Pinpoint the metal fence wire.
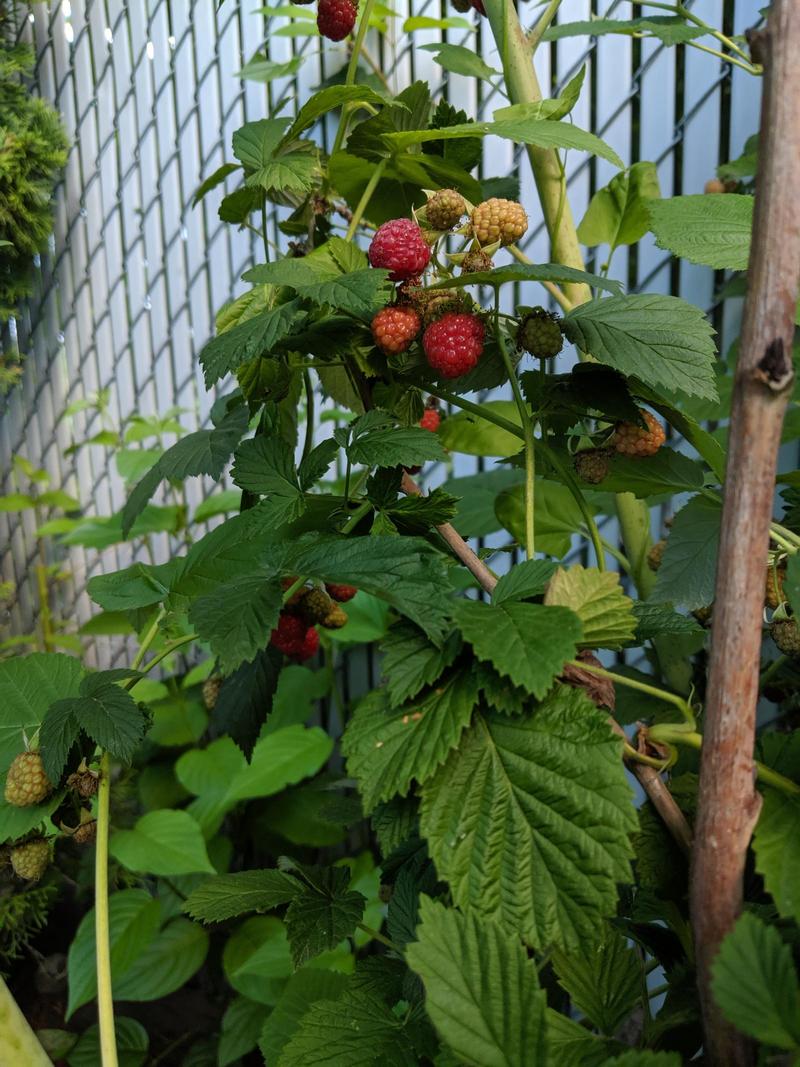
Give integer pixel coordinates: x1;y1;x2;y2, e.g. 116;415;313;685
1;0;762;668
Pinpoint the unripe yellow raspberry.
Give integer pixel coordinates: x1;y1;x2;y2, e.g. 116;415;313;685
471;198;528;247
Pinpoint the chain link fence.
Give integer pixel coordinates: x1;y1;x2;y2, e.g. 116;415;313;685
1;0;761;667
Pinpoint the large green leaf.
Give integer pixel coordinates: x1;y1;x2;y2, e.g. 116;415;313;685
111;917;209;1002
200;299;306;387
452;600;582;697
184;868;302;924
544;565;636;649
260;970;349;1065
347;412;447;467
87;561;178;612
444;469;524;537
543;15;705;44
495;479;591;556
67;890;162;1017
121;401;248;535
492;560;557;605
0;653;82;772
214;646;284;759
244;259;392;318
420;688;636;950
577;162;661;250
223;915;294;1006
589;448;706;498
109;810;214;876
188;574;283;675
342;671;479;811
753;790;800;923
218;996;268;1067
562;295;718;403
552;927;641;1036
286;85;389;140
407;897;546;1067
419;42;499;81
277;988;418;1066
284;865;366;967
380;622;462;706
175;727;333;835
649;194;753;270
438;402;522;457
711;912;800;1050
652;495;721;610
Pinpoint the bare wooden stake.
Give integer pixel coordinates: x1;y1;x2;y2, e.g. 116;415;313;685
690;3;800;1062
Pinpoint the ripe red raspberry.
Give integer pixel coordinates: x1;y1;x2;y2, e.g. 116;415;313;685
270;612;319;661
419;408;441;433
423;313;485;379
614;410;666;457
368;219;431;282
326;583;357;603
317;0;357;41
371;306;421;354
4;752;52;807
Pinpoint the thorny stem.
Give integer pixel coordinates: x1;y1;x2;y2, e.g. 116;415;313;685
494;292;535;558
526;0;563;53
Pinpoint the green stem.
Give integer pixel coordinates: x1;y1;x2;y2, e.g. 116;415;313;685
425;383;523;437
282;576;308;604
760;655;787;686
567;658;696;726
647;726;800;797
539;441;605;571
95;750;117;1067
134;633;197;679
345;157;388;240
128;613;163;675
357;922;402;953
526;0;563;53
494;293;535;558
342;500;372;534
330;0;380;156
302;371;315;461
685;39;760;74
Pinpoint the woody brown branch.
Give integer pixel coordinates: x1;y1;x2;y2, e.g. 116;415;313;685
690;3;800;1063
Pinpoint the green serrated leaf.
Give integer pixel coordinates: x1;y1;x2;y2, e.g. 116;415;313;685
711;912;800;1050
544;566;636;649
0;653;83;772
427;261;623;296
87;561;177;612
552;926;641;1035
578;161;661;250
284;865;366;966
492;559;558;605
419;42;498;81
652;495;721;610
260;969;349;1065
543;15;705;45
562;295;718;403
189;575;282;675
421;689;636;950
380;622;462;705
342;671;479;811
184;868;303;923
407;897;546;1067
649;194;753;270
214;646;284;758
753;790;800;923
200;300;305;387
591;447;706;498
452;600;582;697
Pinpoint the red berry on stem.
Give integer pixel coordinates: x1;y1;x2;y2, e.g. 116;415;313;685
368;219;431;282
371;306;421;354
317;0;357;41
326;583;358;603
419;408;441;433
423;313;485;379
270;612;319;661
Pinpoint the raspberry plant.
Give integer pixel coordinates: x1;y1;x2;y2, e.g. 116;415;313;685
2;1;800;1065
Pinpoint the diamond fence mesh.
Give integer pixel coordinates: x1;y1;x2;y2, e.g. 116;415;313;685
1;0;761;669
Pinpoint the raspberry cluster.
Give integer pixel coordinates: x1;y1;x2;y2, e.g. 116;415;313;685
517;308;563;359
4;752;52;808
613;410;666;457
317;0;357;40
471;198;528;247
423;313;485;379
368;219;431;281
371;306;421;355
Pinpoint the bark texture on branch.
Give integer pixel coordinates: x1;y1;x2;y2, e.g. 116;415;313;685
690;4;800;1063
